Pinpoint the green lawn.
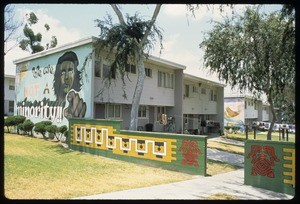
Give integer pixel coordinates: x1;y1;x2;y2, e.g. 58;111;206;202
4;133;239;199
225;131;295;143
4;133;193;199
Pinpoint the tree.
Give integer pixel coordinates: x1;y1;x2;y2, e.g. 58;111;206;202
34;121;52;139
45;125;58;140
19;12;58;54
4;116;15;133
4;5;23;55
93;4;163;130
200;5;295;140
22;119;35;136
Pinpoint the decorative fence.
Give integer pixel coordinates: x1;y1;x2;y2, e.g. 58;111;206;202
244;139;295;196
68;118;207;175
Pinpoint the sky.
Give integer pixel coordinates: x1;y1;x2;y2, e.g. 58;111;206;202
4;3;282;84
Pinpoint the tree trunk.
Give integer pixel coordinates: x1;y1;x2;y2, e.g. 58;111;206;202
129;49;146;130
267;95;277;140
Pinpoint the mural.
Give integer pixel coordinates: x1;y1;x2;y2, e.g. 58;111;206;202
180;140;202;167
15;49;90;125
71;123;177;162
246;145;279;178
224;97;245;130
244;140;295;195
68;118;207;175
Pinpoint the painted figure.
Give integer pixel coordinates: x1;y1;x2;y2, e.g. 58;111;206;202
54;51;86;118
53;51;82;102
247;145;279;178
180;140;202;167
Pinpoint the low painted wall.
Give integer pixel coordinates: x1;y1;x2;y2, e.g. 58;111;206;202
244;139;295;196
68;118;207;175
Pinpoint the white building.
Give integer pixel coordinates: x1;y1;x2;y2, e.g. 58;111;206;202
13;36;225;134
4;74;15;116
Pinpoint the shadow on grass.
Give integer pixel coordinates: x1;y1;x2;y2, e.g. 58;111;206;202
46;143;73;154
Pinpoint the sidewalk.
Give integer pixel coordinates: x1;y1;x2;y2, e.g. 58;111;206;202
74;169;293;200
73;137;293;200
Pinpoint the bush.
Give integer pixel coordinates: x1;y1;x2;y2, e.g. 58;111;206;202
224;126;241;134
17;123;24;135
34;121;52;139
4;116;15;133
22;119;35;136
45;125;58;140
6;115;27;134
58;125;68;142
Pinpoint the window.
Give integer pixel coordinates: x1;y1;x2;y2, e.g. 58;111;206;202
185;85;190;97
9;101;14;112
125;63;136;74
214;91;217;101
245;100;247;109
9;80;15;90
107;104;121;118
145;68;152;77
158;71;174;89
210;90;217;101
103;64;115;79
94;60;101;77
138;105;147;118
201;88;206;94
192;86;198;93
254;102;257;110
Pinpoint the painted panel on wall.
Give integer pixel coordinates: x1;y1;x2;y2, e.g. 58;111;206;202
68;118;207;175
224;98;245;129
244;140;295;196
15;45;92;126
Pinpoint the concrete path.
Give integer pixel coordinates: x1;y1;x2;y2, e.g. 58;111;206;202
207;148;244;167
74;169;293;200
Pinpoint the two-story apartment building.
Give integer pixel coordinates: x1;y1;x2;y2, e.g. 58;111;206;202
13;36;224;134
224;96;273;130
183;74;224;134
4;74;15;116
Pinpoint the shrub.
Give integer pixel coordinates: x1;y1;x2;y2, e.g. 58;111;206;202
22;119;35;136
34;121;52;139
17;123;25;135
6;115;27;134
4;116;15;133
58;125;68;142
45;125;58;140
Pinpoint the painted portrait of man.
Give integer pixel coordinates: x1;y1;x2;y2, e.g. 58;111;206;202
53;51;86;118
53;51;82;103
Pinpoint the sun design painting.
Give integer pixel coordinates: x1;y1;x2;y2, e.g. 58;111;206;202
224;97;245;128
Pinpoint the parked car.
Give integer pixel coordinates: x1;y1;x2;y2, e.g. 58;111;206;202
264;122;270;131
288;124;295;133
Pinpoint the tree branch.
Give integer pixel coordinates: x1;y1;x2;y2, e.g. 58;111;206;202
140;4;162;45
110;4;126;26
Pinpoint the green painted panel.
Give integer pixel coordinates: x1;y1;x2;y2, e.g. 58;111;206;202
244;139;295;195
68;118;207;175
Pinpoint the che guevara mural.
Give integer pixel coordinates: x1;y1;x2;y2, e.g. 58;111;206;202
15;46;92;127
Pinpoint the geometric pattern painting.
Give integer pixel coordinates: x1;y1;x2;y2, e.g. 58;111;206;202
246;145;279;178
71;123;177;162
283;148;295;188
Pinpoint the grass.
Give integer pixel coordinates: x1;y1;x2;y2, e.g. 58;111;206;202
206;159;241;176
4;133;238;199
204;193;239;200
225;131;295;143
207;140;244;155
